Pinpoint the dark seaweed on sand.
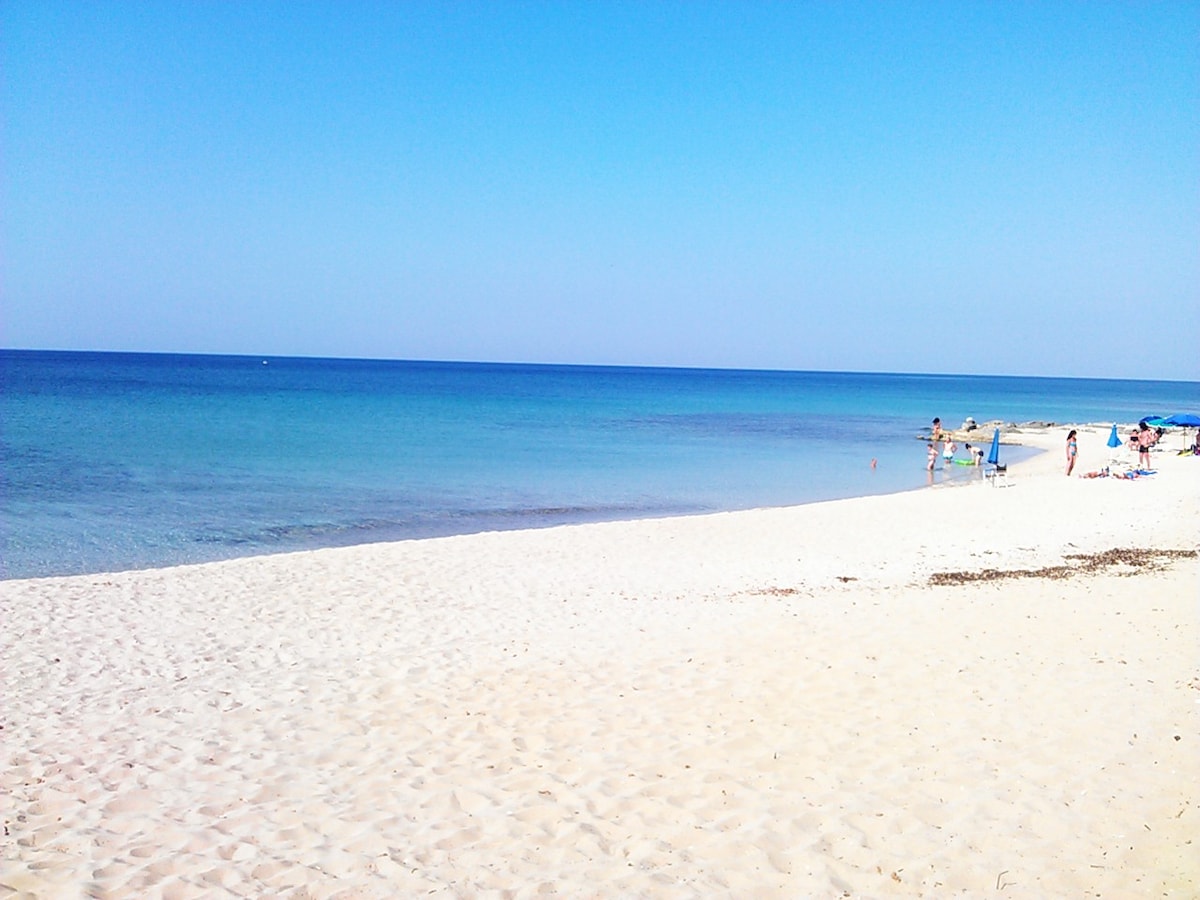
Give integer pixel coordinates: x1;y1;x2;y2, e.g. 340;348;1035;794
929;547;1197;586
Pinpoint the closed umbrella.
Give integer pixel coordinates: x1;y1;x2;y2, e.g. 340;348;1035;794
1107;423;1123;468
986;428;1001;466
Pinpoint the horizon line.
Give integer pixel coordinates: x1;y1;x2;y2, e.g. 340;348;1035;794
2;346;1197;386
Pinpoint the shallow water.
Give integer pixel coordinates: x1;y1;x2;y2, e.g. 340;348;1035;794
2;350;1194;578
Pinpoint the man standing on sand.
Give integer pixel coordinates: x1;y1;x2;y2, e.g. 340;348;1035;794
1137;422;1154;469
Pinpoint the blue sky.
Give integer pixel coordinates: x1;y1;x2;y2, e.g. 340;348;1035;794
4;2;1197;379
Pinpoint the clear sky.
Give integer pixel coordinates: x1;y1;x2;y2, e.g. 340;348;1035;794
3;2;1197;379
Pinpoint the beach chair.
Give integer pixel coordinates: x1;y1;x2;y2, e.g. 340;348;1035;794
986;463;1010;487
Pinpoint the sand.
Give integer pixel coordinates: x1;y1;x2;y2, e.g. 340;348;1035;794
3;424;1197;898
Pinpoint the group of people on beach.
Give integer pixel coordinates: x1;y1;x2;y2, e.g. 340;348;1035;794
927;417;983;471
1074;419;1200;478
1128;420;1200;462
1129;421;1161;469
929;416;1196;479
1069;422;1164;477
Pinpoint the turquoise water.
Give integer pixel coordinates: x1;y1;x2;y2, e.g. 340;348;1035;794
2;350;1196;579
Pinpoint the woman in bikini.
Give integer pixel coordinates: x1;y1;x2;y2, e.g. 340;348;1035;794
1065;429;1077;476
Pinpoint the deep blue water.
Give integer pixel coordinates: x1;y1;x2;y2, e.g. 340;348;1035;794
2;350;1196;579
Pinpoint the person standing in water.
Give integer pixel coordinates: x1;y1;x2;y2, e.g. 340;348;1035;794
1065;429;1078;476
942;438;957;464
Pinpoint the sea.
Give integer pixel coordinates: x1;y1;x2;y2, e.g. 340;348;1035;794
2;350;1196;580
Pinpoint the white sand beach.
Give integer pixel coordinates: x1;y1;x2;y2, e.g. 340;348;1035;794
3;424;1197;898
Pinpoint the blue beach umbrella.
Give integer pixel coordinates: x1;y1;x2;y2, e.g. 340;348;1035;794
986;428;1000;466
1164;414;1200;451
1106;423;1125;469
1164;414;1200;427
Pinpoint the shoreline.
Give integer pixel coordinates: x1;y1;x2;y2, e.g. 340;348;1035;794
3;422;1197;896
0;421;1118;585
